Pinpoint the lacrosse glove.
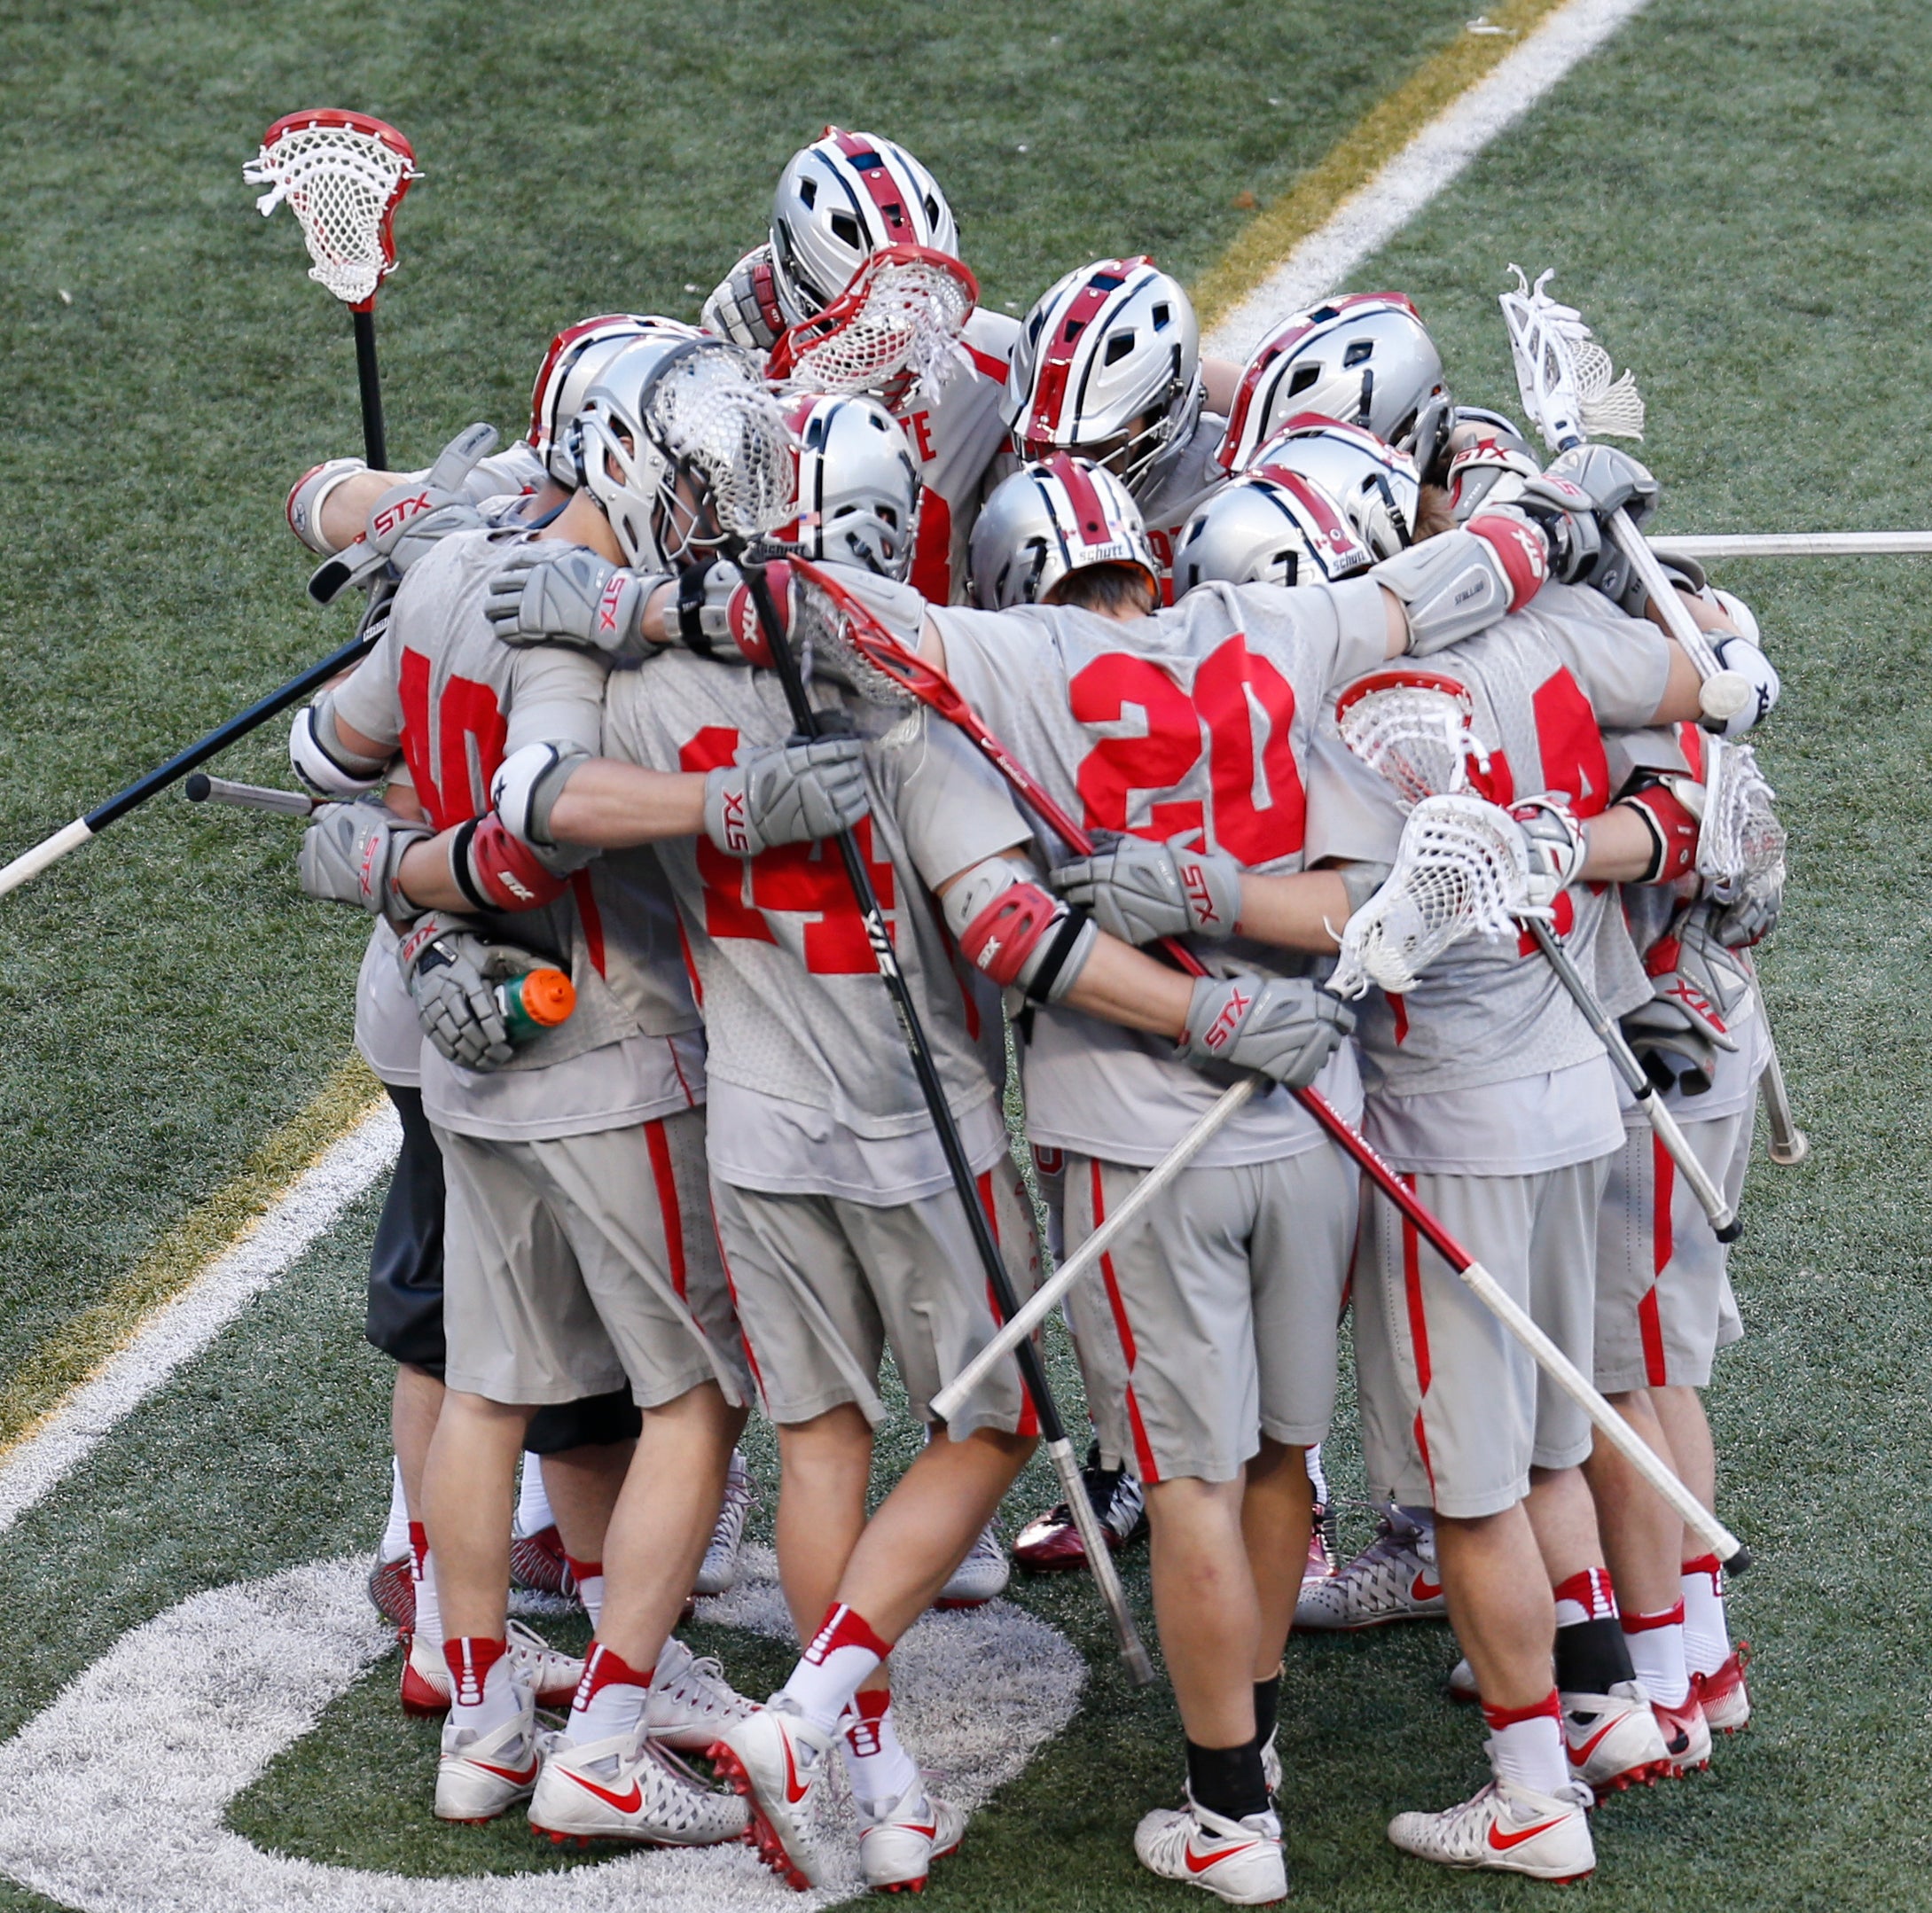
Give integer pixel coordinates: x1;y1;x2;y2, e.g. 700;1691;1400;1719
297;799;433;919
1179;973;1356;1089
702;731;872;856
395;914;539;1071
1050;831;1243;945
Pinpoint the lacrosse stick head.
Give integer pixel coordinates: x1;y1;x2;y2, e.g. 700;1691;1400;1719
1498;264;1645;454
1695;737;1787;893
1334;669;1488;809
769;556;927;712
1329;792;1533;997
767;244;978;401
245;110;419;310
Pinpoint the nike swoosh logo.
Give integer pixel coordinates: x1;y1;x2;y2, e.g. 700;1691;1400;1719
565;1769;643;1813
1185;1841;1265;1875
474;1756;540;1784
1567;1716;1627;1763
1411;1573;1443;1601
1489;1815;1564;1852
780;1730;810;1805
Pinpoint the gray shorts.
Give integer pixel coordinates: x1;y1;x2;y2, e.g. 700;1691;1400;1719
1060;1149;1356;1486
708;1154;1040;1439
1594;1103;1751;1392
435;1111;749;1411
1354;1156;1609;1519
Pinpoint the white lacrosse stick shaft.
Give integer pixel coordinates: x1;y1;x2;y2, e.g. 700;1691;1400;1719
928;1079;1257;1425
1748;969;1809;1166
1609;515;1754;727
1653;531;1932;558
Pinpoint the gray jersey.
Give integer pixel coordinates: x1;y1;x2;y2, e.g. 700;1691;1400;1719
860;573;1396;1167
600;656;1032;1197
1139;410;1231;596
1345;583;1672;1109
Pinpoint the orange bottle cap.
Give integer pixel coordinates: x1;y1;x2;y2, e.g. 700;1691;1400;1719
520;968;576;1027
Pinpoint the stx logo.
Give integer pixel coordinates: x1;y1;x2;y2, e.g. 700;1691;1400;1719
494;869;536;902
1181;861;1220;927
1201;983;1251;1052
370;488;432;539
974;933;1005;973
357;833;384;906
718;786;749;855
597;574;627;635
1662;976;1724;1027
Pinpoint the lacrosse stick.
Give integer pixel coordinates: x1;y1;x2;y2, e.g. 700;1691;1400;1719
0;589;392;900
767;244;977;400
1653;532;1932;559
642;344;1152;1681
1500;267;1750;731
246;109;419;467
1695;738;1809;1165
783;566;1748;1571
184;775;317;816
1332;674;1738;1239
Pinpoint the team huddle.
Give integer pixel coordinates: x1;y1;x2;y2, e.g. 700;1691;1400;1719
276;124;1786;1900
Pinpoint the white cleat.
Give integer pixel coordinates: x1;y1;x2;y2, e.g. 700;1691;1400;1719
1562;1683;1670;1798
710;1698;837;1890
1294;1504;1446;1631
435;1683;543;1824
1691;1644;1752;1735
1653;1692;1714;1776
402;1620;583;1717
692;1448;755;1598
1446;1656;1480;1703
856;1777;966;1893
528;1728;750;1847
936;1521;1010;1609
643;1635;759;1752
1135;1790;1288;1905
1387;1776;1596;1881
1260;1728;1281;1798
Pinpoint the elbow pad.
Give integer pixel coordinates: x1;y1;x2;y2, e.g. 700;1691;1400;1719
1615;777;1703;884
285;457;368;557
450;811;571;913
1709;635;1778;735
489;740;592;851
1376;511;1549;657
943;855;1098;1003
291;697;392;797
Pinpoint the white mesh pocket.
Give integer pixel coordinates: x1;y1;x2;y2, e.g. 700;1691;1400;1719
778;253;974;397
245;116;418;306
1335;681;1480;808
1698;739;1787;892
643;342;797;539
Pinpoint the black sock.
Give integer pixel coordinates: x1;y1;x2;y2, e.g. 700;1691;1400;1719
1186;1737;1270;1822
1250;1675;1279;1753
1553;1615;1637;1695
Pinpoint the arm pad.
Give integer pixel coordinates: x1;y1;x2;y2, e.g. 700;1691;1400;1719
285;457;367;556
1374;511;1549;656
291;696;393;797
450;812;571;912
489;740;592;850
943;855;1098;1003
1616;777;1703;883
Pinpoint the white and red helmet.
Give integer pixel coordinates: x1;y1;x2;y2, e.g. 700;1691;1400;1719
1248;414;1422;561
528;312;699;487
1172;471;1374;594
777;392;922;579
1217;293;1450;476
1005;256;1203;499
770;128;960;325
968;454;1158;610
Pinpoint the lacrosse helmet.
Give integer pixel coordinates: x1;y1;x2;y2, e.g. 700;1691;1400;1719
1249;414;1422;561
969;455;1158;610
1217;294;1451;478
1173;471;1374;593
769;128;960;324
778;392;922;578
1005;257;1203;500
529;313;700;488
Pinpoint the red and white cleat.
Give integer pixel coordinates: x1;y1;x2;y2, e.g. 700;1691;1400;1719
1012;1446;1146;1573
642;1636;759;1752
434;1686;543;1824
528;1729;749;1847
1294;1505;1445;1631
1561;1684;1670;1798
1302;1502;1337;1588
710;1699;837;1890
1387;1776;1595;1881
856;1777;966;1893
402;1621;583;1717
1691;1643;1752;1735
692;1448;756;1598
1446;1657;1480;1703
936;1522;1009;1609
509;1522;575;1597
1653;1692;1714;1776
1134;1790;1288;1905
367;1552;414;1632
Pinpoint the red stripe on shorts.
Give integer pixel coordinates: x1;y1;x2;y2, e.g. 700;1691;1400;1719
1400;1176;1436;1495
1090;1160;1161;1484
1639;1132;1674;1386
645;1120;688;1300
708;1189;766;1409
975;1169;1038;1438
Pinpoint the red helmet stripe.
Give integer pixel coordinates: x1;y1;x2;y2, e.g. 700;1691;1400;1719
528;314;646;446
1271;471;1356;553
1048;453;1113;550
1025;257;1148;449
828;128;914;238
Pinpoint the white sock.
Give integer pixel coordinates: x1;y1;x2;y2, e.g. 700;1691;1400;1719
841;1691;920;1811
379;1456;411;1562
409;1522;443;1651
1304;1443;1329;1506
566;1555;606;1630
445;1637;521;1737
1622;1604;1691;1707
515;1452;555;1537
1481;1695;1569;1798
1680;1556;1732;1676
568;1641;653;1744
780;1604;891;1733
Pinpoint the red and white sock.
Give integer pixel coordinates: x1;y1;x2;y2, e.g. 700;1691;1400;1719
1552;1566;1618;1627
1680;1555;1732;1676
569;1641;653;1744
565;1556;605;1631
409;1521;443;1651
1622;1601;1691;1707
515;1453;555;1537
1481;1691;1569;1798
444;1636;520;1736
839;1688;920;1812
379;1456;411;1563
780;1604;892;1732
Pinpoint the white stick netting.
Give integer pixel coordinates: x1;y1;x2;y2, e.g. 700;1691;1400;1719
777;254;974;398
1330;793;1534;997
1335;683;1480;808
1697;739;1787;893
245;117;418;307
788;573;923;710
643;342;797;539
1499;265;1645;450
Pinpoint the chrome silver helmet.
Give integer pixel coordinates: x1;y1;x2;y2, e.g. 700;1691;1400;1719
1172;471;1374;592
969;455;1158;610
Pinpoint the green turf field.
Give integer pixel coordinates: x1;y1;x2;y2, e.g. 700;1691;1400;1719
4;0;1932;1906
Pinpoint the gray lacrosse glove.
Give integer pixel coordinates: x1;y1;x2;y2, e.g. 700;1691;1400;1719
1545;443;1659;528
364;422;501;573
1509;795;1588;915
1179;973;1356;1089
486;544;664;666
1050;831;1243;944
1512;472;1604;584
1623;906;1750;1095
1710;872;1780;948
297;800;433;918
702;734;871;856
395;915;518;1071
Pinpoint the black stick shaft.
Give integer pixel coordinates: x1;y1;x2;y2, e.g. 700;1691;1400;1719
353;306;387;468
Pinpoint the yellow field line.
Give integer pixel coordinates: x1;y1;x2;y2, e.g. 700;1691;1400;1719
0;1055;383;1458
1191;0;1574;332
